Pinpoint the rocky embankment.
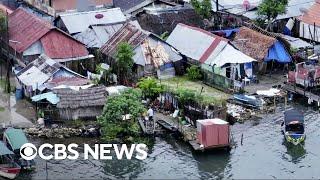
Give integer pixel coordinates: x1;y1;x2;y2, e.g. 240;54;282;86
25;124;100;138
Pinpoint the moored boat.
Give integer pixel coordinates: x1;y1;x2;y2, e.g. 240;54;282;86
282;110;305;145
3;128;36;170
157;119;178;132
232;94;264;109
0;141;21;179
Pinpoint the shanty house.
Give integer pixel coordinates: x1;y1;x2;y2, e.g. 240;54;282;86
166;23;256;90
74;21;141;49
100;23;182;79
298;0;320;42
55;8;126;35
7;8;91;72
16;54;90;97
232;26;291;73
137;6;204;36
53;86;106;120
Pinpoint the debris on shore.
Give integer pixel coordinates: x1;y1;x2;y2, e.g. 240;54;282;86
25;125;100;138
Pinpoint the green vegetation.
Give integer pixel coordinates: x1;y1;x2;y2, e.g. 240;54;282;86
98;89;146;142
0;12;7;35
186;65;202;81
115;42;135;85
0;106;5;112
0;79;14;94
137;77;165;100
257;0;288;30
160;31;169;41
190;0;212;19
160;76;229;106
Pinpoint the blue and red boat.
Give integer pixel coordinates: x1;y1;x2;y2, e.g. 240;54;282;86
282;110;305;145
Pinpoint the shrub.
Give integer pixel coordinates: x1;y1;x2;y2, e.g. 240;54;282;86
186;65;202;81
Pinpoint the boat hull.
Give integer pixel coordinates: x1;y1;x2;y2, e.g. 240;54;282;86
0;167;20;179
285;133;305;145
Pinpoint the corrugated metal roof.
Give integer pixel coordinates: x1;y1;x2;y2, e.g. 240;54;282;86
114;0;146;11
73;23;123;48
9;8;51;53
299;0;320;26
41;30;89;59
100;22;149;57
73;20;141;48
59;8;126;34
282;35;312;49
9;8;89;60
166;23;227;62
277;0;314;20
17;54;86;90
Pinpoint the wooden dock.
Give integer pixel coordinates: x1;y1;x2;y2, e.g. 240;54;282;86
283;84;320;103
138;118;154;135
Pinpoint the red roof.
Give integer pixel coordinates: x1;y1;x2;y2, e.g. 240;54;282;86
9;8;88;59
41;30;89;59
9;8;51;53
299;1;320;26
52;0;113;12
49;77;91;87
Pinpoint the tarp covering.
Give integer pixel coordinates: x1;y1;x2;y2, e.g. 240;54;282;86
0;141;14;155
213;28;240;38
4;128;29;150
31;92;60;105
265;41;292;63
206;44;256;67
284;109;304;125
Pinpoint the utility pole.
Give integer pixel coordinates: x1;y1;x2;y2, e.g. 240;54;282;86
5;10;10;94
216;0;219;12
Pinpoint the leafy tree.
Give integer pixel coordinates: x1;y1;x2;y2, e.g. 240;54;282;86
191;0;212;19
115;42;135;85
0;12;6;36
186;65;202;81
137;77;164;100
98;89;145;141
174;88;203;107
257;0;288;30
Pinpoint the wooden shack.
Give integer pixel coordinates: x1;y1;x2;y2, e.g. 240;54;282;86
53;86;106;120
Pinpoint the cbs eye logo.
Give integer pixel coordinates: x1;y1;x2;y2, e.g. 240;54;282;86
20;143;37;160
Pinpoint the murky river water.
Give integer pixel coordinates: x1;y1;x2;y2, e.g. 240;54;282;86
14;103;320;179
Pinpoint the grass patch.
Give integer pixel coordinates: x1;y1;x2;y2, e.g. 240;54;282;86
159;76;230;106
0;79;15;94
0;106;4;112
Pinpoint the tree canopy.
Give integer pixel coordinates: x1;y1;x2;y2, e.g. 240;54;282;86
98;89;145;141
137;77;164;100
257;0;288;29
115;42;135;85
190;0;212;19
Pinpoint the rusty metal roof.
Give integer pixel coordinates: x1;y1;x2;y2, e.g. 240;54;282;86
100;22;149;57
299;0;320;26
9;8;51;53
9;8;89;59
41;30;89;59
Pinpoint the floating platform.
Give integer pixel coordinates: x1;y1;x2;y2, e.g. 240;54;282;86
189;140;231;151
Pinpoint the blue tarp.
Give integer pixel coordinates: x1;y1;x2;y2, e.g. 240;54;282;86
265;41;292;63
213;28;240;38
0;141;14;155
31;92;60;104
